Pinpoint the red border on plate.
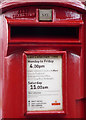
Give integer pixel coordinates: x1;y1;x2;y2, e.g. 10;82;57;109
23;50;67;117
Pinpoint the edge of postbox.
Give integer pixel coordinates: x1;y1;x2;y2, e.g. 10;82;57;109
0;0;86;14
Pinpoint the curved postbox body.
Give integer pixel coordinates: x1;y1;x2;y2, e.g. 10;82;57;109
0;0;86;119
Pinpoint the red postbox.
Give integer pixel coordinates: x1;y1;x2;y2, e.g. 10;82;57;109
0;0;86;119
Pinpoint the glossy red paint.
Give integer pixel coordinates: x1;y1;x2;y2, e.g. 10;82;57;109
0;0;86;13
0;0;86;119
0;16;3;120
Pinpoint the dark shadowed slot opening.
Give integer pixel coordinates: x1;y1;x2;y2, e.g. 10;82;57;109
11;26;79;39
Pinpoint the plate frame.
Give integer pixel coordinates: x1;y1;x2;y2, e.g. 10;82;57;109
23;50;67;117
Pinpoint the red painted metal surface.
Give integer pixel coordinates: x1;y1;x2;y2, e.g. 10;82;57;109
0;16;3;120
0;0;86;12
0;0;86;119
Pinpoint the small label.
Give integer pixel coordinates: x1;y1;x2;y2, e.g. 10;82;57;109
39;9;52;21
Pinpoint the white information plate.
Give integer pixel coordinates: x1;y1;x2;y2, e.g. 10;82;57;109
27;55;63;111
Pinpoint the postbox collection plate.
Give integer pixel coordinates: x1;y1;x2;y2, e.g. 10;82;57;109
26;55;63;111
